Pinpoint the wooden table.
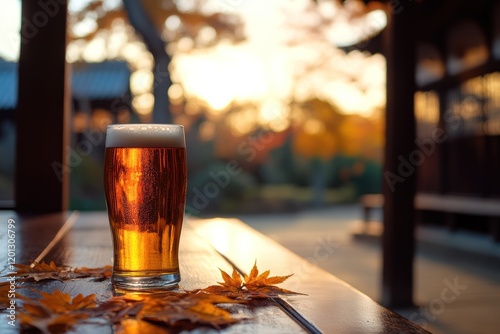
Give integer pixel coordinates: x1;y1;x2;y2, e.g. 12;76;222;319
0;211;428;333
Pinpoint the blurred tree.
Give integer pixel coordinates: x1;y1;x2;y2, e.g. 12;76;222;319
292;98;343;205
70;0;244;122
292;99;340;160
338;113;384;161
290;98;383;205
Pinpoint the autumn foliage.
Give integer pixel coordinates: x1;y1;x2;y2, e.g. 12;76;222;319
292;98;383;161
1;261;300;333
200;261;303;299
12;261;112;282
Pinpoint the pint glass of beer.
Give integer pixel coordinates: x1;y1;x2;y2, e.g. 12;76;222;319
104;124;187;291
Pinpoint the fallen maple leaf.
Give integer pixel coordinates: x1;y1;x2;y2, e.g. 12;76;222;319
10;261;112;282
199;267;244;298
138;291;244;328
200;261;304;299
7;260;304;332
38;290;96;313
19;290;97;334
73;265;113;281
15;261;64;274
242;261;302;298
13;261;72;282
92;294;145;324
244;262;292;286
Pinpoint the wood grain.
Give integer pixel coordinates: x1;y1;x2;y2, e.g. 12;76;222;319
188;217;430;334
0;212;429;333
0;212;306;333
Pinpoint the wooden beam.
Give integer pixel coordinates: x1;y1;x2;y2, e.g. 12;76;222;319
15;0;70;212
381;0;417;308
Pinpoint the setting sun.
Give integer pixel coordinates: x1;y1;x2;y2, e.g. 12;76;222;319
169;0;386;122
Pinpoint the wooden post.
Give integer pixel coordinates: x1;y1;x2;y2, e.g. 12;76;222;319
15;0;70;212
381;0;416;308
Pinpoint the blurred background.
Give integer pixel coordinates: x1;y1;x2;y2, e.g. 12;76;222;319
0;0;384;213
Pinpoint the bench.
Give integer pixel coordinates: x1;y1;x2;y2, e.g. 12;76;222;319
360;193;500;242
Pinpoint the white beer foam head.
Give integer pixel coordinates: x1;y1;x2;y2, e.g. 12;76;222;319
106;124;185;148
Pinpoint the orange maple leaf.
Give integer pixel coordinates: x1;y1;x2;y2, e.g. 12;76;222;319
13;261;71;282
243;261;303;298
200;266;244;298
10;261;112;282
19;290;96;333
14;261;64;274
201;261;303;299
137;291;243;328
73;265;113;281
218;267;244;291
244;261;293;287
9;260;304;332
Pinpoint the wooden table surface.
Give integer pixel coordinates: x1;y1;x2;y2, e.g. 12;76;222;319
0;211;429;333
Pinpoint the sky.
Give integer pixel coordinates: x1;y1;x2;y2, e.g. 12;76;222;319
0;0;387;118
0;0;20;61
172;0;386;117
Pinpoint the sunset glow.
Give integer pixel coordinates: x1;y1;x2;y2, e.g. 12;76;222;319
170;0;386;120
0;0;387;123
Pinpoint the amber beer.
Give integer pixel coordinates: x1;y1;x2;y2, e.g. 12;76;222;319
104;124;187;291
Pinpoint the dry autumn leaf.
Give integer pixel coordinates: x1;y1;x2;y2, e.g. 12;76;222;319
19;290;244;332
243;261;301;298
200;267;245;298
7;260;303;333
138;291;244;328
200;261;304;299
74;265;113;281
19;290;97;334
14;261;71;282
10;261;112;282
92;294;146;324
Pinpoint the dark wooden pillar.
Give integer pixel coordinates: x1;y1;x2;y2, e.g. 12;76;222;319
381;0;416;308
15;0;70;212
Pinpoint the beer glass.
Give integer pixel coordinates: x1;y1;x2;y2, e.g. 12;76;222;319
104;124;187;291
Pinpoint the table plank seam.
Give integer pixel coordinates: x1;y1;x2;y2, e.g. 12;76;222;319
227;259;322;334
270;297;322;334
187;223;322;334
